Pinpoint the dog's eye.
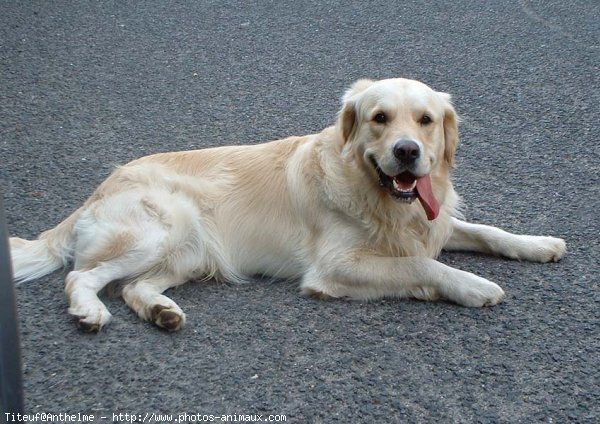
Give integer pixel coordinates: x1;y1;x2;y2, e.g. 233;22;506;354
419;114;433;125
373;113;387;124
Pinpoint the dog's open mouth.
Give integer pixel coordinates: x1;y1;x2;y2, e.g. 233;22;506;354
372;160;440;220
388;171;419;202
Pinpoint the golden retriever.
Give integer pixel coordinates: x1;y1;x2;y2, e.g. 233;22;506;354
10;78;566;332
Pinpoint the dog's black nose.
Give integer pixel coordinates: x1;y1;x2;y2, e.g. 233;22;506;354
393;140;420;164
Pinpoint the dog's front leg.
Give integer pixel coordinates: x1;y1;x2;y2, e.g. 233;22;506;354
445;218;566;263
301;254;505;307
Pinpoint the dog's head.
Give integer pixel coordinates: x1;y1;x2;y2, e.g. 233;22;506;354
337;78;459;220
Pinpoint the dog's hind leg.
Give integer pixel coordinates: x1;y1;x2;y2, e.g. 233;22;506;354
65;263;129;332
121;276;187;331
65;215;169;332
66;245;171;332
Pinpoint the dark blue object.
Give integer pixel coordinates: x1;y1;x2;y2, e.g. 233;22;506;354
0;196;24;414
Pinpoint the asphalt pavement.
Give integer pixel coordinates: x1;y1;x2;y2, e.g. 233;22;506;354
1;1;599;422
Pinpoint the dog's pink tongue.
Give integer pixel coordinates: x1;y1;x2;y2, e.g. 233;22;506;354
415;175;440;221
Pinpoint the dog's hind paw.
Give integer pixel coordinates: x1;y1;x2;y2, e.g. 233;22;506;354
150;304;186;331
70;308;112;333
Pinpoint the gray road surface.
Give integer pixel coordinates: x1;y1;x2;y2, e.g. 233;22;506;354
1;1;599;422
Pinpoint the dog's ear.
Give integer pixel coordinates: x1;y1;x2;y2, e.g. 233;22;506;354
339;101;357;143
342;79;374;104
440;92;459;167
339;79;374;142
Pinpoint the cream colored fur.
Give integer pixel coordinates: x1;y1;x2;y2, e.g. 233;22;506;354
10;78;566;332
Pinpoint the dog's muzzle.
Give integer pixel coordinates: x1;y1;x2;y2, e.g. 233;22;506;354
369;149;440;220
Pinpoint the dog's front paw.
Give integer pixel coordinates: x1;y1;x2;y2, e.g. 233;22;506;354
518;236;567;263
445;271;505;307
538;236;566;263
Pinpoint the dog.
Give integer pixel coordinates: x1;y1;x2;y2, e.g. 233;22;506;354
9;78;566;332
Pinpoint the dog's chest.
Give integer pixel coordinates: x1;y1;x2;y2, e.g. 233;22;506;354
368;212;453;259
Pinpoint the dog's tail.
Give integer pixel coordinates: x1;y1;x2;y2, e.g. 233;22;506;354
10;207;83;284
